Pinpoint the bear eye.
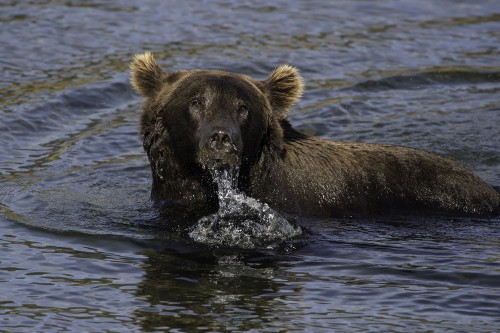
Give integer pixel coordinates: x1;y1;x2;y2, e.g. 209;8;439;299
190;98;204;109
237;105;249;117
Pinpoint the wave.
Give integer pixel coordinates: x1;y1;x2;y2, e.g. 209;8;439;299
350;68;500;92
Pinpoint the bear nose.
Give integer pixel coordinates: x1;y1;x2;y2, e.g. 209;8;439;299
209;129;233;150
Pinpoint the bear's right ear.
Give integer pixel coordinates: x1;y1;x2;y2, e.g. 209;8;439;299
130;51;163;97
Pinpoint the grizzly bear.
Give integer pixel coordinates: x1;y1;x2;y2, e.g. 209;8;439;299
130;51;500;217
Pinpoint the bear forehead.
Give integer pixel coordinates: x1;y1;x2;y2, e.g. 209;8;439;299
170;71;263;100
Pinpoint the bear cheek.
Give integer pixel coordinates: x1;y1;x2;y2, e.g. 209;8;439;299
160;112;200;168
241;113;268;164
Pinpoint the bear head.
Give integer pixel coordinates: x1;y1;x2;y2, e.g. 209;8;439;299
130;51;303;195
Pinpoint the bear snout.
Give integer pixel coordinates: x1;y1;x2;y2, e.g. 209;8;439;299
198;127;242;170
209;129;234;152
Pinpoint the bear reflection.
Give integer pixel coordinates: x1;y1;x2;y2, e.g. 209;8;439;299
134;248;303;331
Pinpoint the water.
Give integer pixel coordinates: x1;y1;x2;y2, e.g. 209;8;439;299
1;0;500;332
189;169;302;249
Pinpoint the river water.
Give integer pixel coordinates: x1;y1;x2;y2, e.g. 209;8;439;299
1;1;500;332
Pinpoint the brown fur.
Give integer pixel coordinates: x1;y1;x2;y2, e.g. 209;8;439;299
130;52;500;217
130;51;163;97
263;65;304;119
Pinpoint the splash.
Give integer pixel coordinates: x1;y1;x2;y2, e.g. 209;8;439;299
189;169;302;249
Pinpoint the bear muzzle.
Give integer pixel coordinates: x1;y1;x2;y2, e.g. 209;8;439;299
198;127;242;170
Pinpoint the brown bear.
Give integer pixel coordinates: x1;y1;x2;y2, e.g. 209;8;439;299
130;51;500;217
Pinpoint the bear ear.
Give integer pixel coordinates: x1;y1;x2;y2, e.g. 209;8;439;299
263;64;304;119
130;51;164;97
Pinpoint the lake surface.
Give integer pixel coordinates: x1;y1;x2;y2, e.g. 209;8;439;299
1;0;500;332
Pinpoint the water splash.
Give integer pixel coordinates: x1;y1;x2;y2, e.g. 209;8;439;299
189;169;302;249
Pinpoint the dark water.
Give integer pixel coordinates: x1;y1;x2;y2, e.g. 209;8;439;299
1;0;500;332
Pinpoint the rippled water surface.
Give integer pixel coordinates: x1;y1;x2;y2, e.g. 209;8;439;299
1;1;500;332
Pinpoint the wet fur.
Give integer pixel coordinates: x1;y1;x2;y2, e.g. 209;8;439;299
250;122;500;216
130;52;500;217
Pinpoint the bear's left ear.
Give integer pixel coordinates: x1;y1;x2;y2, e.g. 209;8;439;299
262;64;304;119
130;51;164;97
